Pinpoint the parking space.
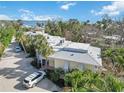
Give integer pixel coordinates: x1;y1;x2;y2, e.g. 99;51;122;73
0;39;61;92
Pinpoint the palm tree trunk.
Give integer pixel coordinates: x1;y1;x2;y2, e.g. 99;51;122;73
21;41;27;53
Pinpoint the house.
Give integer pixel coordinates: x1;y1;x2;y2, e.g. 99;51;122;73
48;42;102;72
24;31;102;72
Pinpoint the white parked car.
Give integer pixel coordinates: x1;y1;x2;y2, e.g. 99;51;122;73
23;71;46;88
15;46;22;53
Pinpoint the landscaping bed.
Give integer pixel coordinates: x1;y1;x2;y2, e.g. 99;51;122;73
46;68;65;88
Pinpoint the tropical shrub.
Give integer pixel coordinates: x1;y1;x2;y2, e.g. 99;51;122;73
47;68;65;87
104;74;124;92
49;68;64;82
64;69;124;92
103;48;124;72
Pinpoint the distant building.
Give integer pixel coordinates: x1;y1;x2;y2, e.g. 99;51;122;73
33;26;45;33
22;24;31;28
103;35;121;41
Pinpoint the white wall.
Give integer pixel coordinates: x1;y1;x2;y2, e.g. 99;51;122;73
54;59;65;68
51;58;96;71
48;58;54;67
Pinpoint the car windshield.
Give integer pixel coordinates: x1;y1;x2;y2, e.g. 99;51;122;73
24;79;29;83
37;72;43;75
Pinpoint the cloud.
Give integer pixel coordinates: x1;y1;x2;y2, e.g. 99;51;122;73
19;9;33;14
19;9;35;20
19;9;61;21
19;9;34;20
60;2;76;11
0;14;12;20
91;1;124;16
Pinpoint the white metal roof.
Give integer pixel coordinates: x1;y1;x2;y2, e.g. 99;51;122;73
88;46;102;66
65;42;90;51
63;42;90;53
49;50;102;66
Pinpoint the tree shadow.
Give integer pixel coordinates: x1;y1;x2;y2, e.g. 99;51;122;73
14;82;28;91
0;57;37;91
36;78;62;92
0;41;61;91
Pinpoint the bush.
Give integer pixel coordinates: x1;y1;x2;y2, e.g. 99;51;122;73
50;68;64;82
46;69;53;79
64;69;124;92
46;68;65;87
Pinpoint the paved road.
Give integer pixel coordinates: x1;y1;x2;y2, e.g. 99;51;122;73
0;39;61;92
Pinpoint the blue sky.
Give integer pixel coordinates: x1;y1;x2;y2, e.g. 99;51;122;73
0;1;124;22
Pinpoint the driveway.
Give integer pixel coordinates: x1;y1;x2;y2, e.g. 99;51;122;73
0;38;61;92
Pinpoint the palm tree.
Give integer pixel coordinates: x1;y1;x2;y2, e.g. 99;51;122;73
0;42;5;57
64;69;124;92
15;31;27;53
104;74;124;92
12;19;23;31
33;35;53;58
103;48;116;70
64;69;83;91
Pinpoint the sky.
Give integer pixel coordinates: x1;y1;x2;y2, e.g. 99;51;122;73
0;1;124;22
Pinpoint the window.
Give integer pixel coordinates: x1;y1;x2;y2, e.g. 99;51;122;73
24;79;29;83
39;60;41;63
31;74;42;81
42;59;46;66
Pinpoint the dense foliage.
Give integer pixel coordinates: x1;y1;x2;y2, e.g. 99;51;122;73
46;68;65;87
45;16;124;48
64;69;124;92
0;21;15;57
16;31;53;58
45;19;83;42
48;68;64;82
103;48;124;73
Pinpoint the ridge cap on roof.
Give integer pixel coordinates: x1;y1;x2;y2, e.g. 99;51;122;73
87;52;102;66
